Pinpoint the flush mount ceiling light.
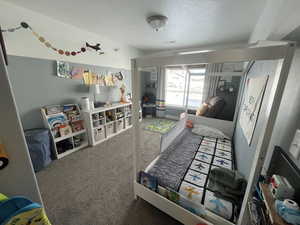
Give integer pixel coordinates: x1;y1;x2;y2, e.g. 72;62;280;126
147;15;168;32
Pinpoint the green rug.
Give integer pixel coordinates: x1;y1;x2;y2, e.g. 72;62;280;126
144;119;177;134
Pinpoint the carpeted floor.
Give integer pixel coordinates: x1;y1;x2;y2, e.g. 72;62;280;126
36;119;182;225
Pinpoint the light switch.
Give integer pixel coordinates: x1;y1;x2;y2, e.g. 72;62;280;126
289;129;300;160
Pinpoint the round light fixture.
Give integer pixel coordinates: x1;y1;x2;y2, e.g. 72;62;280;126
146;15;168;32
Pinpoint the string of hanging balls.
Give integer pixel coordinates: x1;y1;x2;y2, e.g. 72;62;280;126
1;22;105;56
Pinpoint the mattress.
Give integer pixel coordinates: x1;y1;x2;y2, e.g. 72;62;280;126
147;130;235;221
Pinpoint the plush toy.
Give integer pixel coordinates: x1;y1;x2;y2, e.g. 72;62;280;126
120;83;127;103
0;193;8;202
186;120;193;128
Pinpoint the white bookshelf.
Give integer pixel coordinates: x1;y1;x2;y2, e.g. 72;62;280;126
41;104;88;159
83;102;141;146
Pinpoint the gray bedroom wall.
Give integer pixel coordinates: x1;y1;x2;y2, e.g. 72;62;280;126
7;55;132;130
234;50;300;180
234;60;278;179
263;49;300;171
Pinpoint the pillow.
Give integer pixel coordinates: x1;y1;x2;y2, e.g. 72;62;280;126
191;124;230;139
196;103;209;116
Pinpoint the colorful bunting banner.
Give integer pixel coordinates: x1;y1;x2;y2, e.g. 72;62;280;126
1;22;105;56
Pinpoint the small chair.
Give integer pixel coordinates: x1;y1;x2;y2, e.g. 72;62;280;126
142;93;156;117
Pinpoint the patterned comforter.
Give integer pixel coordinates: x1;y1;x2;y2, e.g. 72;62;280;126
147;130;235;221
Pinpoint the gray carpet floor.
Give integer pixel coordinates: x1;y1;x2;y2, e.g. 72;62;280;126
36;119;182;225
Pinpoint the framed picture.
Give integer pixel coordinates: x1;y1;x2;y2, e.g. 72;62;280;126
239;75;269;145
57;61;70;78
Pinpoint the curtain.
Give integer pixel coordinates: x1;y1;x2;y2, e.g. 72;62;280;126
156;66;166;117
202;63;222;102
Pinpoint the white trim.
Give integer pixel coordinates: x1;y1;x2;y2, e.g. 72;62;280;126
185;69;191;112
135;45;289;68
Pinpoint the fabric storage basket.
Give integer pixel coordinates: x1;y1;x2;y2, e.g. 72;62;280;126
24;128;52;172
116;119;124;132
125;116;132;127
94;126;105;141
105;122;115;137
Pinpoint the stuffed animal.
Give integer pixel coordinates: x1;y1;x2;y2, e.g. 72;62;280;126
186;120;193;128
120;84;127;103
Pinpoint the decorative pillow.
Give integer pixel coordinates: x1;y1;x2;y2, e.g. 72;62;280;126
196;103;209;116
191;124;230;140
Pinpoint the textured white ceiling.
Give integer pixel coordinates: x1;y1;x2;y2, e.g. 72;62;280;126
4;0;266;51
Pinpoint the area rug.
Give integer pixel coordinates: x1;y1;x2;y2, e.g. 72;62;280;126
144;119;177;134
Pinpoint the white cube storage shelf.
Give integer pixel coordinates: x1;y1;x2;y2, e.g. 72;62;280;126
83;103;133;146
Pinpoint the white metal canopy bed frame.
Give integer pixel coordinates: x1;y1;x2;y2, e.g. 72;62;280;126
130;42;295;225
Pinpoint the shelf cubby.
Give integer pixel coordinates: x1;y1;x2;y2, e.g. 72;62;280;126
83;102;134;146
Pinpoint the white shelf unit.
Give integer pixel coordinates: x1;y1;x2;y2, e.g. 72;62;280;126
41;104;88;159
83;102;136;146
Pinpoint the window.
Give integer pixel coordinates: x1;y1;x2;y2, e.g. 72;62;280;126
165;68;187;107
187;75;205;109
165;66;205;108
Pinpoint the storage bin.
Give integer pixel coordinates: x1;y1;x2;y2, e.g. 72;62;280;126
92;113;100;120
94;126;105;142
116;119;124;132
24;128;52;172
73;133;86;147
125;116;132;127
93;120;100;128
105;122;115;137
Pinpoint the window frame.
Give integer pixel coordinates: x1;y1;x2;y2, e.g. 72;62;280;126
164;67;188;108
186;73;205;110
164;66;206;109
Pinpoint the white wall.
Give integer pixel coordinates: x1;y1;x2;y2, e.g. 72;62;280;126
0;1;141;70
249;0;300;171
249;0;300;43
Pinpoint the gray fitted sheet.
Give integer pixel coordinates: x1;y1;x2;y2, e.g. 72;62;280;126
147;129;202;190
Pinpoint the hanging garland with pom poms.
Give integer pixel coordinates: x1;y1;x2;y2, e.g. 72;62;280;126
1;22;105;56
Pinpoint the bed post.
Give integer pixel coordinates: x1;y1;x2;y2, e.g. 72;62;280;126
131;58;141;200
237;43;296;225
